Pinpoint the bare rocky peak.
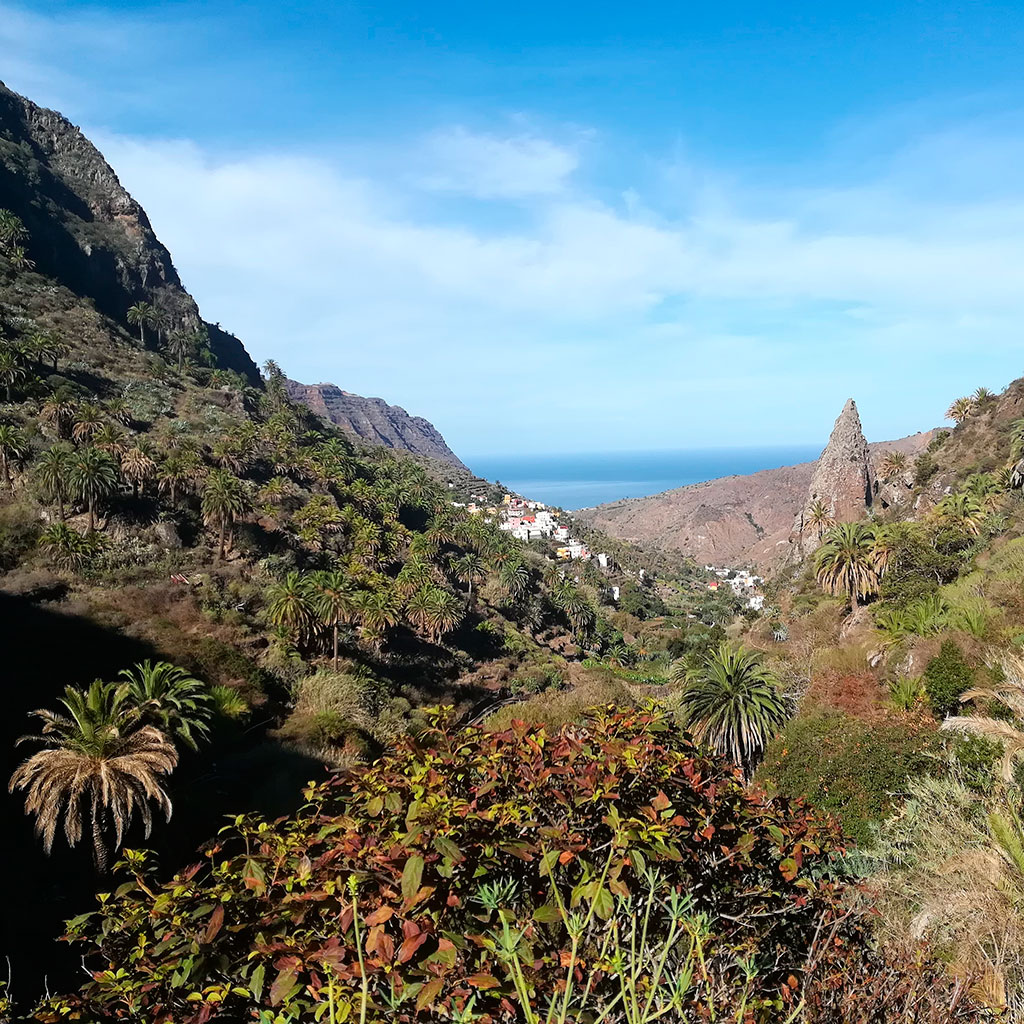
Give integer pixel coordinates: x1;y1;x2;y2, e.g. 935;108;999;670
285;380;468;470
792;398;873;554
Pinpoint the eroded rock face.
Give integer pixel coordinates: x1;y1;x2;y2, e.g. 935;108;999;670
0;80;259;381
285;380;468;470
792;399;873;555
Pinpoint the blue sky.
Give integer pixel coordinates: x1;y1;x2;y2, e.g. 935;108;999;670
3;1;1024;457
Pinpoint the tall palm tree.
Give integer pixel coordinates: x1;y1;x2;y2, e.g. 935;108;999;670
267;571;316;639
453;552;486;610
201;468;247;561
0;423;27;490
71;446;119;533
36;443;74;519
803;498;835;539
8;680;177;873
121;442;156;498
117;661;211;752
308;570;360;670
670;643;790;773
946;396;976;424
157;450;202;505
126;302;157;346
814;521;879;610
167;330;196;372
878;450;908;482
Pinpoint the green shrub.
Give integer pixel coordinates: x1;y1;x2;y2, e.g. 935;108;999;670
757;709;935;846
36;706;979;1023
924;640;973;718
0;499;40;570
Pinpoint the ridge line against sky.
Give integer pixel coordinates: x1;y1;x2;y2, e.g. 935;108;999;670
2;0;1024;457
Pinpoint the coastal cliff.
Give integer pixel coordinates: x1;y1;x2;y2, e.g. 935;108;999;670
285;379;468;470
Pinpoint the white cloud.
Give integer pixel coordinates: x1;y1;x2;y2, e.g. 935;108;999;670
87;116;1024;455
417;126;579;198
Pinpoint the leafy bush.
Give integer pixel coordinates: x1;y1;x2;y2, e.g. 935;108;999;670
924;640;973;719
35;707;978;1023
0;499;40;570
757;709;935;846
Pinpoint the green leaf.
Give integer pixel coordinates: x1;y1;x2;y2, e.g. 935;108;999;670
366;796;383;817
250;962;265;1003
402;854;425;902
533;903;562;924
593;887;614;920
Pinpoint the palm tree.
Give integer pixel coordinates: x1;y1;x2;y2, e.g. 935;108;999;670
72;403;105;444
453;552;486;610
117;661;211;752
308;570;359;670
0;209;28;251
71;446;119;533
41;386;77;438
814;521;879;610
424;587;463;645
946;396;976;424
39;521;95;571
121;442;156;498
878;450;908;482
973;386;995;405
0;346;26;401
104;397;133;427
803;498;835;539
167;330;193;372
8;679;177;873
201;468;247;561
93;423;128;458
6;246;35;272
36;443;74;519
935;491;986;537
499;558;531;603
157;450;200;505
267;571;316;639
0;423;27;489
670;643;790;774
355;586;401;649
126;302;157;346
869;523;898;578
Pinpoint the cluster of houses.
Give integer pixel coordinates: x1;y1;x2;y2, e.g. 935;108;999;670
450;494;597;562
703;565;766;611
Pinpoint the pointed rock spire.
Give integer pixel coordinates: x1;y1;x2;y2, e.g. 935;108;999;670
793;399;873;554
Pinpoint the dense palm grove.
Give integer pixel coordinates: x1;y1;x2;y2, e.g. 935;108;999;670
4;199;1024;1022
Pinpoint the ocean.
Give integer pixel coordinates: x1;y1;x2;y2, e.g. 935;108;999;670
466;446;821;511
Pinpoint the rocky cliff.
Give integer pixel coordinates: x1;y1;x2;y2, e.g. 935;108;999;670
0;80;258;381
285;380;468;470
576;429;935;568
791;399;874;556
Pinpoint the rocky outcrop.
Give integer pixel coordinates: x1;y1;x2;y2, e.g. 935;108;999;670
0;80;259;381
576;429;935;569
285;380;468;470
791;399;874;556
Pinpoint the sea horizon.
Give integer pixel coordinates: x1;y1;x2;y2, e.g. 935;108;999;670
466;445;822;511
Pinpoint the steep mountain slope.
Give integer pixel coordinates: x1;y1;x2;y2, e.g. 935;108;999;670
0;79;258;380
577;427;935;567
286;379;468;469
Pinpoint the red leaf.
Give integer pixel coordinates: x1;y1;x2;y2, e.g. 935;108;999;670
364;905;394;927
398;931;429;963
203;904;224;944
466;973;500;989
